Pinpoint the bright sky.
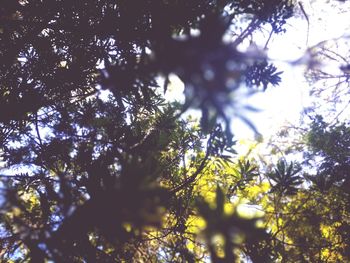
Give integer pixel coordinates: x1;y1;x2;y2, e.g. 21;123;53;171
229;0;350;140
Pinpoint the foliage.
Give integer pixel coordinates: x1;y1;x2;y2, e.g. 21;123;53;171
266;159;302;195
261;117;350;262
230;0;294;33
4;0;349;262
245;61;283;90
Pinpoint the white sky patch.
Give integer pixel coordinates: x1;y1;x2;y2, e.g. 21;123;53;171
232;1;350;140
163;74;185;103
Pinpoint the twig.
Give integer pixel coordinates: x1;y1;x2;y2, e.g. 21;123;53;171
299;2;310;47
232;18;260;47
34;113;43;147
170;133;214;194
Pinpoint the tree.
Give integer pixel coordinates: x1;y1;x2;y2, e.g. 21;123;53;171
261;116;350;262
0;0;319;262
304;38;350;121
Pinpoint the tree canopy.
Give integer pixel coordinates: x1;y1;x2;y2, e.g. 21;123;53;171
1;0;350;262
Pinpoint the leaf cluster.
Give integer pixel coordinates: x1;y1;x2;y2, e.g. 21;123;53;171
0;1;298;262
